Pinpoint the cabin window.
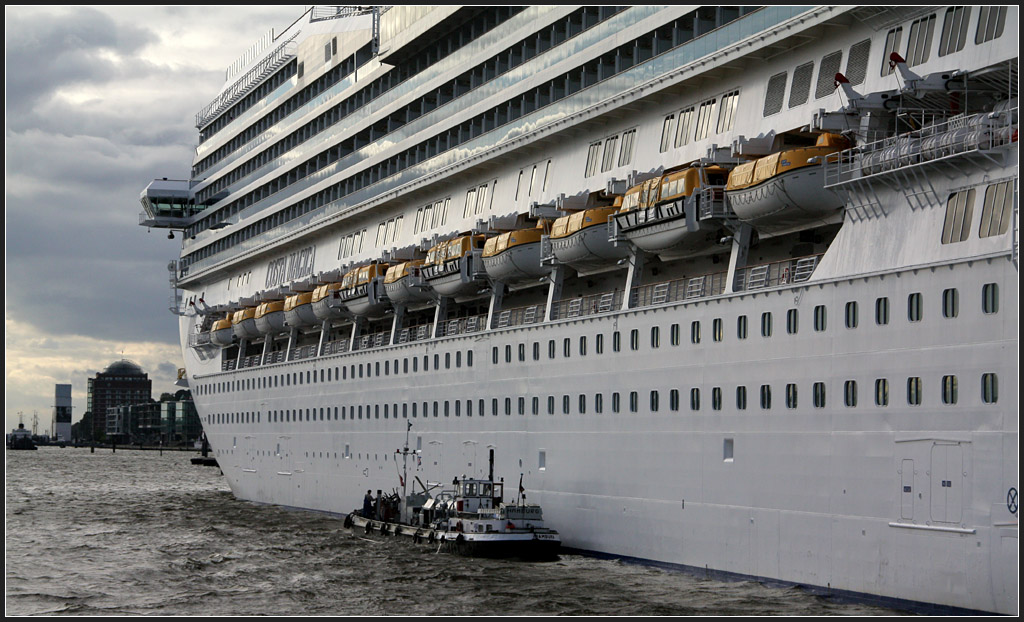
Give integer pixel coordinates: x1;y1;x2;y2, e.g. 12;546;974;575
533;342;540;361
549;340;556;359
981;373;998;404
875;379;889;406
595;333;604;354
736;386;747;410
518;343;526;362
711;318;723;342
563;338;571;358
670;389;680;411
845;302;858;328
492;398;499;416
579;394;586;414
942;288;959;318
881;27;903;76
875;297;890;325
760;385;772;410
613;331;621;352
690;388;700;411
813;382;826;408
630;329;639;351
530;397;538;415
786;309;799;335
981;283;999;314
690;321;701;344
670;323;681;346
492;346;498;365
579;336;587;356
814;305;826;332
761;312;773;337
649;390;659;412
467;350;473;368
979;181;1012;238
737;315;748;340
594;393;603;414
547;396;555;415
601;135;619;172
975;6;1006;44
907;377;923;406
908;293;923;322
562;395;570;415
844;381;857;407
941;375;958;405
651;326;660;349
786;384;799;409
629;391;638;413
711;387;722;411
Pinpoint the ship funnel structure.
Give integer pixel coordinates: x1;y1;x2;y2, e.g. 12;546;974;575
139;179;201;229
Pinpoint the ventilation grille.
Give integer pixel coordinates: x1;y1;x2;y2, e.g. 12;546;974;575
816;51;843;99
789;62;814;108
763;72;787;117
846;39;871;85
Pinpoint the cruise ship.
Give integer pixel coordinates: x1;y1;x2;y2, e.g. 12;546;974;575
139;6;1018;614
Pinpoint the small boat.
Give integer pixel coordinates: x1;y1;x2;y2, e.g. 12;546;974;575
726;133;850;237
7;424;37;450
383;260;432;306
283;292;317;328
254;300;287;334
230;307;260;340
209;317;236;346
311;283;347;321
482;224;550;282
338;263;391;318
549;204;629;273
614;165;732;260
345;441;560;560
421;235;488;299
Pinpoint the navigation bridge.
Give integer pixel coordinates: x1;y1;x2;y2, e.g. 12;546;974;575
139;178;222;232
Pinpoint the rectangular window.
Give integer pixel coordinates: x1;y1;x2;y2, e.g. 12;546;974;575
595;334;604;354
761;312;773;337
785;383;798;409
585;142;601;177
712;318;723;342
760;385;772;409
711;387;722;411
601;135;619;172
882;27;903;75
814;305;826;332
670;389;680;411
594;393;603;414
716;91;739;134
651;326;660;349
694;99;717;141
629;391;638;413
942;189;975;243
979;181;1012;238
786;309;799;334
630;329;639;351
618;130;636;167
475;185;488;216
690;388;700;411
736;386;747;410
612;392;620;413
975;6;1007;44
812;382;826;408
670;323;680;346
905;15;935;67
659;115;676;153
737;315;748;340
674;107;694;148
981;283;999;314
690;321;701;344
939;6;971;56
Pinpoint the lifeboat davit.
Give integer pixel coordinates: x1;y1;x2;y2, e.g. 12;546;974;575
614;166;731;260
421;235;487;299
255;300;286;334
312;283;347;321
284;292;317;328
210;318;236;346
230;307;261;340
549;204;628;272
384;260;432;305
338;263;391;318
726;133;849;237
482;224;550;282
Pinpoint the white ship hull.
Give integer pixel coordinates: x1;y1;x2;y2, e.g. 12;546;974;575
146;5;1018;615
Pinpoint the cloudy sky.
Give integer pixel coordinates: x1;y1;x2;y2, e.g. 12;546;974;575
5;6;303;433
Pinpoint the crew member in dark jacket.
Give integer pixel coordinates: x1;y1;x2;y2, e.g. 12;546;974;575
363;490;375;518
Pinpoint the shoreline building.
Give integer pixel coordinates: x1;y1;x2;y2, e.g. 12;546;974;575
86;360;152;442
53;384;72;442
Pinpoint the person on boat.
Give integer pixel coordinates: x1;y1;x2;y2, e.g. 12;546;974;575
363;490;375;519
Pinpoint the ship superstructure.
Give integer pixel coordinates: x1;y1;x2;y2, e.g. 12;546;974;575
140;6;1018;614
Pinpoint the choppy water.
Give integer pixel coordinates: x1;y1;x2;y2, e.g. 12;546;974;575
6;447;902;616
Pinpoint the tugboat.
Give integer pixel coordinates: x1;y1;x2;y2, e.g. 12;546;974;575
7;423;37;450
344;424;560;560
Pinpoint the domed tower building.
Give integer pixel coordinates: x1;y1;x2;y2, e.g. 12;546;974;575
86;360;152;442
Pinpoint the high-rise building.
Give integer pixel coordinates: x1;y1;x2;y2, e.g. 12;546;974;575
54;384;72;441
86;360;152;441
